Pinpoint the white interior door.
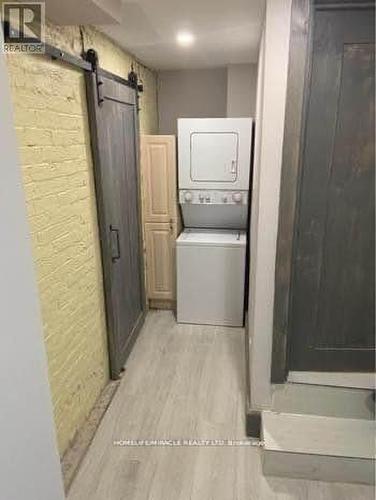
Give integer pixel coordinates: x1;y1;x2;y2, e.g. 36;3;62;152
190;132;238;182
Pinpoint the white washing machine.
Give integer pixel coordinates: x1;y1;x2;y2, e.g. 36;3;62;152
176;118;253;327
177;229;246;326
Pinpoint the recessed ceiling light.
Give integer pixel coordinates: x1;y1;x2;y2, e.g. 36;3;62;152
176;31;195;47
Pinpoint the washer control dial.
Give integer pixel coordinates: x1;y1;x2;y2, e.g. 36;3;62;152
232;192;242;203
184;191;193;202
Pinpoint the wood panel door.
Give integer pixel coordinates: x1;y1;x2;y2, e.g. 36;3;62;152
142;135;177;223
141;136;179;306
145;222;175;301
288;4;375;372
86;73;146;379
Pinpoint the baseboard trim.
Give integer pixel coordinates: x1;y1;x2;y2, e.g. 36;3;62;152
246;410;262;438
61;378;121;493
149;299;176;310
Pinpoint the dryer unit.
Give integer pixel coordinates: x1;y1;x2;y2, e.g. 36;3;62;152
178;118;253;229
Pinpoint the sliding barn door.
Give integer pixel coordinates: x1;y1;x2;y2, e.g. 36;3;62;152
289;5;375;372
86;73;146;379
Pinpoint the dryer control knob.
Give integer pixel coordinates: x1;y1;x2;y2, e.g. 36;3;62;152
184;191;193;202
233;192;242;203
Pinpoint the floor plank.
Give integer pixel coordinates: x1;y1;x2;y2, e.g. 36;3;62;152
68;311;374;500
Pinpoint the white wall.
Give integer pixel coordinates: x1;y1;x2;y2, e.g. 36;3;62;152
0;43;65;500
226;63;257;118
158;68;228;135
248;0;292;410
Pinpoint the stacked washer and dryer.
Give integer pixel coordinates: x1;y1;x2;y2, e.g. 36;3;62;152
176;118;253;327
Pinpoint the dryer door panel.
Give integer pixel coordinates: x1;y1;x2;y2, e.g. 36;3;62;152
178;118;253;191
190;132;238;183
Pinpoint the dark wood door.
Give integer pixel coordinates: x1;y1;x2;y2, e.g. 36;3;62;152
86;73;146;379
289;5;375;371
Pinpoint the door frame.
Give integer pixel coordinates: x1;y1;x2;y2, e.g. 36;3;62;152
271;0;374;382
85;71;147;380
271;0;313;383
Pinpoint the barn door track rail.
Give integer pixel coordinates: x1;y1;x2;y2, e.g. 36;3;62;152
1;20;143;108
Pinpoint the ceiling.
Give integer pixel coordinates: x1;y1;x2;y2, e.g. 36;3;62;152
45;0;121;25
97;0;265;70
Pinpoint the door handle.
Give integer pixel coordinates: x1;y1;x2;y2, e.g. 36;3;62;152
110;225;121;262
231;160;237;174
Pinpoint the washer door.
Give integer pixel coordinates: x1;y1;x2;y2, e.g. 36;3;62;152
190;132;238;183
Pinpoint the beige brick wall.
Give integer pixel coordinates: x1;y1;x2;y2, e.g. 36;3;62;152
6;23;158;455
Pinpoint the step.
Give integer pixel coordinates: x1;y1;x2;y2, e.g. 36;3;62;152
272;383;374;420
261;411;376;484
288;371;375;390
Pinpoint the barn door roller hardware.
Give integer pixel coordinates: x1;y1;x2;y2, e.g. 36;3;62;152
85;48;144;109
128;64;144;112
85;48;104;106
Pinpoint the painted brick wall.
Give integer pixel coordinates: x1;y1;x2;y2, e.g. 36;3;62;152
6;23;158;455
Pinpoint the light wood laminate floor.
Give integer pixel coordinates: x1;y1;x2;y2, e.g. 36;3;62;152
68;311;373;500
